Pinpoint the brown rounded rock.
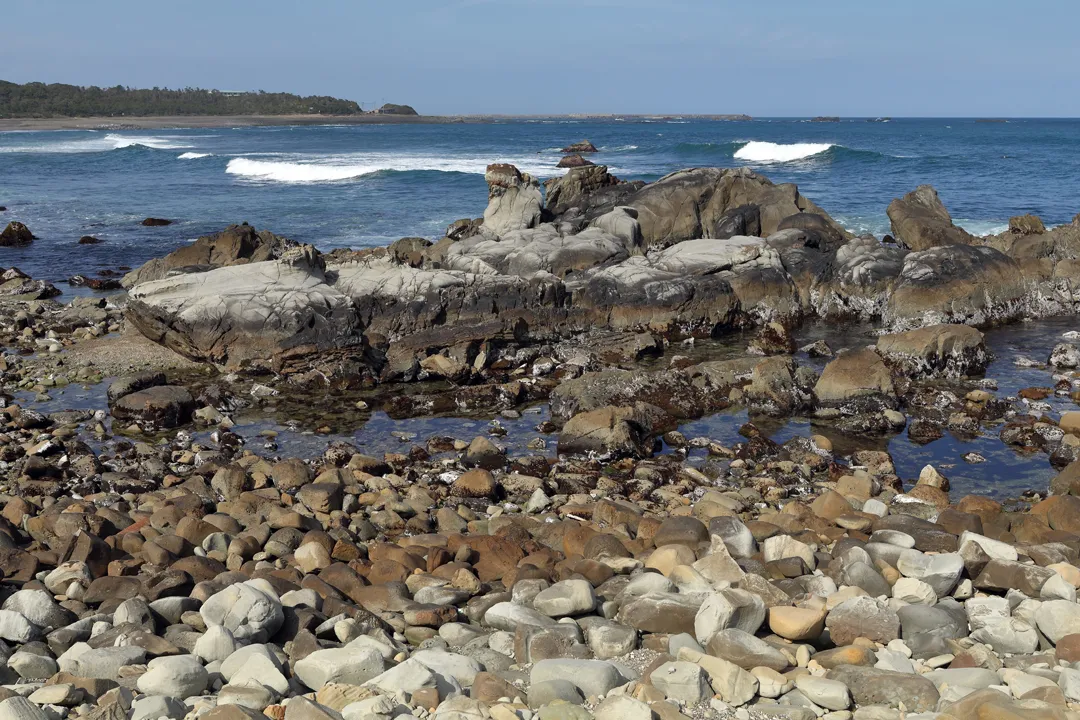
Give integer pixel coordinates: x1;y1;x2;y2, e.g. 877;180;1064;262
453;469;498;498
644;544;696;576
1056;633;1080;663
768;606;827;642
652;517;709;549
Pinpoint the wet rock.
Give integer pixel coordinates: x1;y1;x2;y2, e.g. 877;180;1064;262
110;385;195;428
0;221;34;247
885;245;1025;329
561;141;599;154
141;217;173;226
1049;343;1080;369
876;324;990;377
557;154;594;169
557;406;654;459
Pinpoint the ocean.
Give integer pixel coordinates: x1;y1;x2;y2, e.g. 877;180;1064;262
1;117;1079;286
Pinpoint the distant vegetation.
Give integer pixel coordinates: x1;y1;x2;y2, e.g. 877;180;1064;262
0;80;372;118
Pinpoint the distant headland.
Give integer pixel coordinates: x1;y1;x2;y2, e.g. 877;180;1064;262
0;79;418;125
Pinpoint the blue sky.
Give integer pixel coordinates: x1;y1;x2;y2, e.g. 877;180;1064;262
3;0;1078;116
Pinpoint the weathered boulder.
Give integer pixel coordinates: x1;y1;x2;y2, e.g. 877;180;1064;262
557;154;594;169
0;221;34;247
876;324;990;377
557;406;655;459
123;224;295;288
814;349;896;412
444;224;639;277
110;386;195;428
127;246;361;368
1010;214;1047;235
886;185;975;251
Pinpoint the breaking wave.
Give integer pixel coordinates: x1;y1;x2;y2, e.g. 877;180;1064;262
225;153;586;183
733;141;834;163
178;152;212;159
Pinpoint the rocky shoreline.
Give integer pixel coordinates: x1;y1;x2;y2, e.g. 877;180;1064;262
0;161;1080;720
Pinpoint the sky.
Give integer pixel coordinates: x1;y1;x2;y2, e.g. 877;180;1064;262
3;0;1079;117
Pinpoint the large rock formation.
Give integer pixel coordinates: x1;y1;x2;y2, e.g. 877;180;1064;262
124;165;1080;386
887;185;975;251
619;168;848;249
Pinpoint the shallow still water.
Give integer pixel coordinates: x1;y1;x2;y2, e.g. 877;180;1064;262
25;317;1080;500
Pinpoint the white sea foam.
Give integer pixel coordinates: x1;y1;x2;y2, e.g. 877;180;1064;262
177;152;212;159
734;141;833;163
225;153;587;183
956;219;1009;237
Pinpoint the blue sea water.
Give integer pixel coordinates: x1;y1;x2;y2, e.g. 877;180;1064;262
1;117;1079;284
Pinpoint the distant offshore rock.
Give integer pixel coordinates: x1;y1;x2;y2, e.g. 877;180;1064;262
811;116;840;122
557;153;594;169
141;217;173;227
561;140;598;153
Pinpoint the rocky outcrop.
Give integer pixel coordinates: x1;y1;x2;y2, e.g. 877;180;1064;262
561;140;598;153
1010;214;1046;235
624;168;849;249
0;221;34;247
556;154;593;169
885;245;1027;329
543;166;637;219
123;224;296;288
127;246;363;369
886;185;975;251
123;166;1080;387
482;164;542;236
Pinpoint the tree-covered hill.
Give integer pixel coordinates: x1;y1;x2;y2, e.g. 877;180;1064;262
0;81;365;117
